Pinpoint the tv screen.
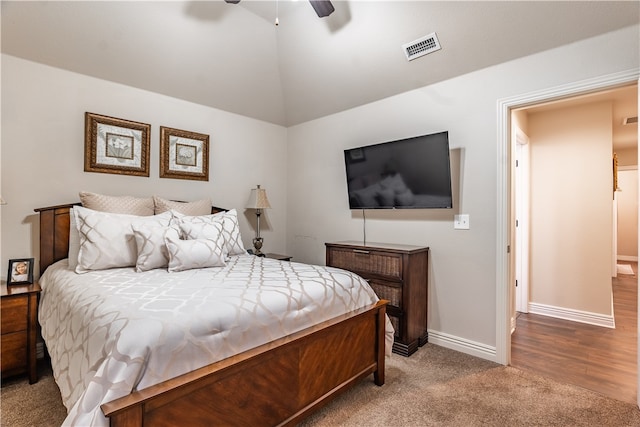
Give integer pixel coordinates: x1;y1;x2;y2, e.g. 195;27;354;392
344;131;453;209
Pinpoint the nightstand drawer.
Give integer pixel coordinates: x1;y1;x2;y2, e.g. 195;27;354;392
327;248;402;280
1;296;28;333
1;331;28;373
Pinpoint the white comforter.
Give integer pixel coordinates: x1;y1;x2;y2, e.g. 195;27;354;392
39;254;393;426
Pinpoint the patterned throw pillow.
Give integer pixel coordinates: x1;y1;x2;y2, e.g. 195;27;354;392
133;221;180;272
153;196;211;216
174;209;246;256
68;209;80;270
79;191;154;216
73;207;171;273
165;234;226;272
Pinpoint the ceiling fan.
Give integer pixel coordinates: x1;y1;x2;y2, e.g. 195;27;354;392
223;0;335;18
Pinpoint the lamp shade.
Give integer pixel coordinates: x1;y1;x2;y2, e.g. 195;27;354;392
246;185;271;209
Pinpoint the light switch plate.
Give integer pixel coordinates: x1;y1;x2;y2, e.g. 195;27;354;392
454;214;470;230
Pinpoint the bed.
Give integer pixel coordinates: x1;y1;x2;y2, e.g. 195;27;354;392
35;202;391;427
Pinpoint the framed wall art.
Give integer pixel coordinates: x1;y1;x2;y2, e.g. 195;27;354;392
84;112;151;177
160;126;209;181
7;258;34;285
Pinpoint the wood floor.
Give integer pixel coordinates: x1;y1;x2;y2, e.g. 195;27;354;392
511;262;637;404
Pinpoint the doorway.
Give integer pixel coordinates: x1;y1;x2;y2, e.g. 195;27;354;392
495;70;639;405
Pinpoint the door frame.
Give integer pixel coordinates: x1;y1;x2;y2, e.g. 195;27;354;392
514;127;530;315
495;70;639;372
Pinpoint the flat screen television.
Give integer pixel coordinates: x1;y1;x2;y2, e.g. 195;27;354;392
344;131;452;209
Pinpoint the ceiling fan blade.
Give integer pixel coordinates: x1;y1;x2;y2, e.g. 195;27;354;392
309;0;334;18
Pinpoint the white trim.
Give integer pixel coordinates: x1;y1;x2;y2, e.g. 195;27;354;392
428;330;497;361
528;302;615;329
496;69;640;367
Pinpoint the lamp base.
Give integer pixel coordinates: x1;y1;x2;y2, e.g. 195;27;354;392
252;237;264;256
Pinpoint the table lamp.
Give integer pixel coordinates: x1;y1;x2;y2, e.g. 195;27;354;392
245;185;271;256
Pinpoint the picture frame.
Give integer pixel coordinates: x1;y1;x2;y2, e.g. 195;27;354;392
7;258;34;285
84;112;151;177
160;126;209;181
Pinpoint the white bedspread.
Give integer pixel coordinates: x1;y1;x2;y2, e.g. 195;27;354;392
39;254;393;426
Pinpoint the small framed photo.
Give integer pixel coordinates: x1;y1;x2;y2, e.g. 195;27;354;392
160;126;209;181
7;258;34;285
84;112;151;177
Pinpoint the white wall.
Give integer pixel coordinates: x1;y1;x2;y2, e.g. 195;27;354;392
529;101;613;316
1;55;288;278
286;25;639;358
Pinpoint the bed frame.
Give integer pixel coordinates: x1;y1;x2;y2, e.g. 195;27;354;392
35;203;388;427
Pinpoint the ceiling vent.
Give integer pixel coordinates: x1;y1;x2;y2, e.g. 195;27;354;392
402;32;441;61
623;116;638;125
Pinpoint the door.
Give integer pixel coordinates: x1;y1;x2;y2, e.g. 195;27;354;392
515;128;530;314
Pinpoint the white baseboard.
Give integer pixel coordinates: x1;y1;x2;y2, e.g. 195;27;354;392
428;329;498;363
618;255;638;262
528;302;615;329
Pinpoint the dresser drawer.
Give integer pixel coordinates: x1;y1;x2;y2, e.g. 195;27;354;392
327;242;428;357
1;331;28;373
1;296;28;333
368;279;403;308
327;248;402;280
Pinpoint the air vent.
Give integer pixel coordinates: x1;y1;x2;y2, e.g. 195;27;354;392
402;32;441;61
623;116;638;125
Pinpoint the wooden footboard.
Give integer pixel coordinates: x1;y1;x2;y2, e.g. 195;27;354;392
102;300;387;427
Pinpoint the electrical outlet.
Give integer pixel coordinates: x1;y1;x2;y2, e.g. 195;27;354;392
454;214;470;230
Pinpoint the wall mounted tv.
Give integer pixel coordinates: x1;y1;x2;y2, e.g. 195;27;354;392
344;131;453;209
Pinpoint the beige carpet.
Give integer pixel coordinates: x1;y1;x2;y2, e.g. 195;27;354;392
2;344;640;426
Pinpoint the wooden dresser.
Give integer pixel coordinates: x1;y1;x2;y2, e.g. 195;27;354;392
326;241;429;356
1;282;41;383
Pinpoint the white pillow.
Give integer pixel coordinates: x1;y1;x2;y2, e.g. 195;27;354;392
68;207;80;270
176;209;246;256
79;191;154;216
133;221;180;272
153;196;211;216
217;209;246;255
165;235;226;272
74;206;171;273
180;221;229;257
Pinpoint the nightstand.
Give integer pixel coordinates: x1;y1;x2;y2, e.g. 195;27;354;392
1;281;41;383
265;253;292;261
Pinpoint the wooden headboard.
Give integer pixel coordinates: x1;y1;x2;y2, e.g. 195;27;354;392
34;203;228;276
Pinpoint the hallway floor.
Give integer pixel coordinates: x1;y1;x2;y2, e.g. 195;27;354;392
511;262;637;404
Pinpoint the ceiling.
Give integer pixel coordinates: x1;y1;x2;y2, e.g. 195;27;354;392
1;1;639;133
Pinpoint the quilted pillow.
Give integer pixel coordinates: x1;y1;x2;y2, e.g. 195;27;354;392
79;191;154;216
73;207;171;273
153;196;211;216
175;209;245;256
132;220;180;272
165;234;226;272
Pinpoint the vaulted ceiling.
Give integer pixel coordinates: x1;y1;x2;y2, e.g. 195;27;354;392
2;1;639;128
